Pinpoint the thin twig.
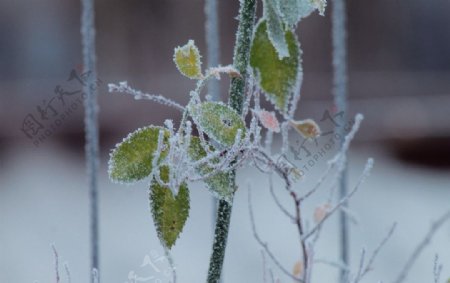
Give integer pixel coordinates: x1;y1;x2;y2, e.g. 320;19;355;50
433;254;442;283
51;244;60;283
268;174;295;221
64;262;72;283
358;223;397;281
108;82;185;112
248;188;304;283
304;158;374;241
393;209;450;283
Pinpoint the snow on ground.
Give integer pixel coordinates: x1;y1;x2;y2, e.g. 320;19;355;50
1;139;449;283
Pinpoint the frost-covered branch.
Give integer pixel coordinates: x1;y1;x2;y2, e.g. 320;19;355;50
303;158;374;241
108;82;185;112
393;209;450;283
433;255;442;283
248;187;304;283
51;244;60;283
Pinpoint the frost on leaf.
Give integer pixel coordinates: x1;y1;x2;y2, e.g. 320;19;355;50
263;0;289;59
290;119;321;138
250;20;301;114
173;40;203;79
255;110;280;133
279;0;327;27
150;166;190;249
279;0;302;27
189;102;246;147
188;137;233;202
109;126;169;183
311;0;327;16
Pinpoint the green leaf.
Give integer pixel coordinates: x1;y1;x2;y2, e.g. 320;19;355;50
250;20;301;114
264;0;289;59
188;137;233;202
150;166;190;249
189;102;246;147
173;40;203;79
108;126;169;183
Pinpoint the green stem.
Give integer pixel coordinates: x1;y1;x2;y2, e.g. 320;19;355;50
206;0;256;282
228;0;257;115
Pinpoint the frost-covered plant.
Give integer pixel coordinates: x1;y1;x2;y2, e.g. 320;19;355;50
106;0;343;281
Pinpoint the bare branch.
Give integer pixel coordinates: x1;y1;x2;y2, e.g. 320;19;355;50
108;82;185;112
268;174;296;221
358;223;397;281
51;244;60;283
304;158;374;241
64;262;72;283
248;187;304;283
393;209;450;283
433;254;442;283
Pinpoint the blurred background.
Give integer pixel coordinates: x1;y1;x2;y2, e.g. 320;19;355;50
1;0;449;282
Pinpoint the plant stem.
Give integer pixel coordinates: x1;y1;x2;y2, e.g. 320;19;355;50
331;0;349;281
206;0;256;282
206;195;234;283
228;0;257;115
81;0;100;281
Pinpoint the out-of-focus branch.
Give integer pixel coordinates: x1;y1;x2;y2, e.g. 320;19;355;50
393;209;450;283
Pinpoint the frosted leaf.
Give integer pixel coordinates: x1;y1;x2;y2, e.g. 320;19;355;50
188;137;233;202
296;0;315;19
108;126;169;183
263;0;289;59
255;110;280;133
250;20;301;114
150;166;190;249
206;65;241;80
189;102;246;147
279;0;326;27
311;0;327;16
290;119;321;138
173;40;203;79
279;0;301;27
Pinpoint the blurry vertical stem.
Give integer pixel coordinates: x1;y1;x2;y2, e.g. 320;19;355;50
81;0;100;282
206;0;256;282
204;0;221;260
205;0;221;101
331;0;349;281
